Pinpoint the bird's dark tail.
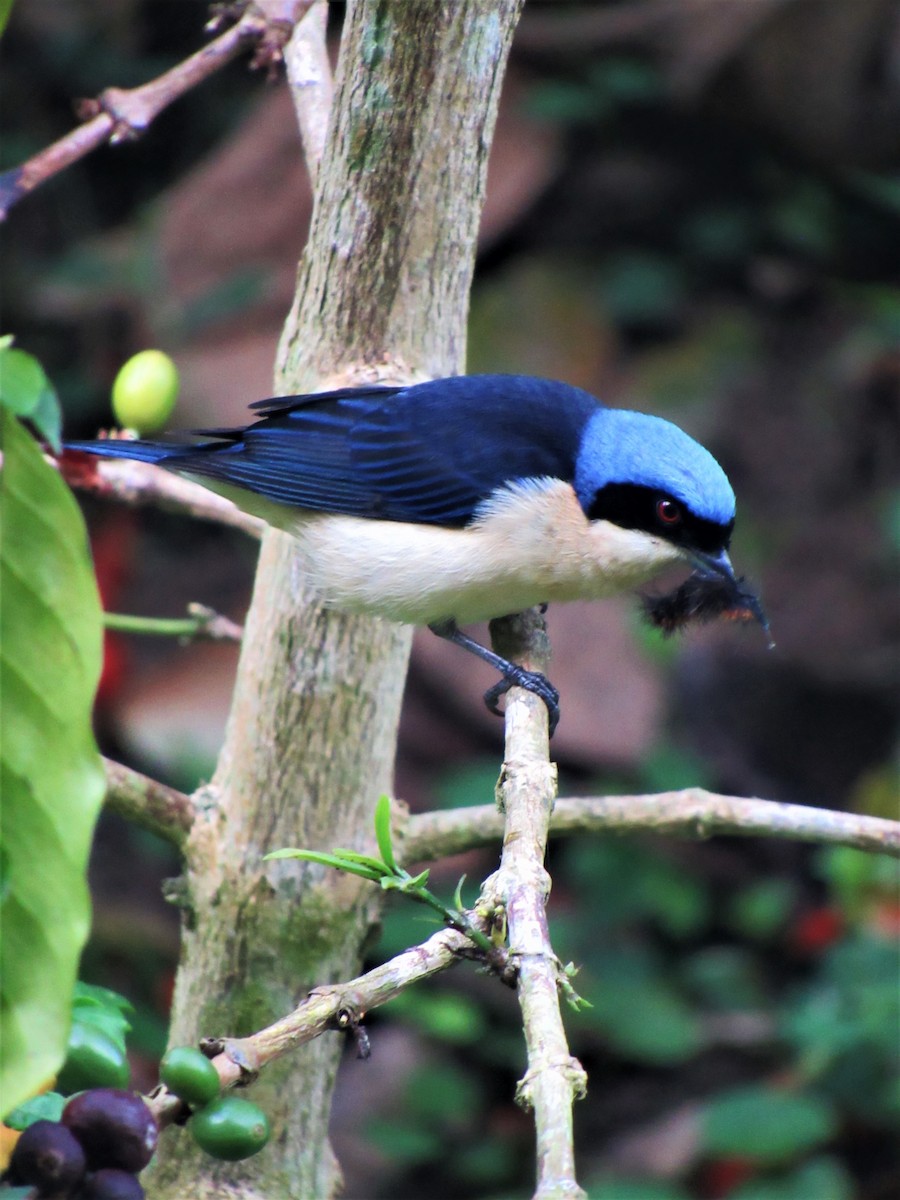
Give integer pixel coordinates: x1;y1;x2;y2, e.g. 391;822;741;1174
64;439;193;466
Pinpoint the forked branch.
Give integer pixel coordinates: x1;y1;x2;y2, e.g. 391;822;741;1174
0;0;315;221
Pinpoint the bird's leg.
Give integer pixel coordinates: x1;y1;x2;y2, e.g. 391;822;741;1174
428;619;561;736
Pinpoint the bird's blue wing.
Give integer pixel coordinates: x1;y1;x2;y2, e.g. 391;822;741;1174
68;375;600;527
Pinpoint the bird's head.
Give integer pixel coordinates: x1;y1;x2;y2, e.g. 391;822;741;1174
574;407;736;574
574;407;770;640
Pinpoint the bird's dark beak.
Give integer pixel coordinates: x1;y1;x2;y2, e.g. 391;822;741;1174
644;545;774;647
690;546;737;584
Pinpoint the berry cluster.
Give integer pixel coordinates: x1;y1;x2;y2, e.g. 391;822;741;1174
159;1047;271;1163
3;1049;271;1196
3;1089;156;1198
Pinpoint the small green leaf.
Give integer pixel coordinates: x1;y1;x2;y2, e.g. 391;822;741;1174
4;1091;66;1129
387;990;487;1045
68;1002;130;1049
0;411;105;1117
374;794;398;873
56;1020;130;1092
0;1;15;38
264;848;383;881
452;875;467;912
728;879;797;940
330;848;392;874
0;346;62;451
72;981;134;1015
404;869;430;889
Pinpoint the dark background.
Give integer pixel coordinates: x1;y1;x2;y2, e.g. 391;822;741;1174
3;2;898;1197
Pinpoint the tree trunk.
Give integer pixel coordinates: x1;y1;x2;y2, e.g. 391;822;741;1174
148;2;523;1195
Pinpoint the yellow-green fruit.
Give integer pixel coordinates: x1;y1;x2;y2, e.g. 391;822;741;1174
111;350;179;434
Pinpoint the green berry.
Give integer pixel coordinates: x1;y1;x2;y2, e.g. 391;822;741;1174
159;1047;220;1107
111;350;179;434
56;1022;130;1093
190;1096;271;1162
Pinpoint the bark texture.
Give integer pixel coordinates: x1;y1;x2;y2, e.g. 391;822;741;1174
148;2;523;1196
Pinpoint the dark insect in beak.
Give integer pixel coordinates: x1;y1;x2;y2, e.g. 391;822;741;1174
641;571;774;647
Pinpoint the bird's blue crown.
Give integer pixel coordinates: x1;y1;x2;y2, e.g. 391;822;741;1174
574;408;736;525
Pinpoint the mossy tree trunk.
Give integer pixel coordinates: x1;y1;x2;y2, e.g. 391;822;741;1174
148;2;523;1196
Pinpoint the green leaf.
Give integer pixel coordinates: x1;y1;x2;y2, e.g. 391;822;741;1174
330;848;391;874
72;981;134;1016
403;868;430;889
67;1002;130;1050
374;794;398;873
727;879;797;940
387;990;487;1045
586;1179;690;1200
0;411;105;1117
586;977;702;1064
264;848;383;881
731;1156;853;1200
0;0;15;39
364;1118;440;1164
4;1091;66;1130
703;1086;837;1164
0;346;62;451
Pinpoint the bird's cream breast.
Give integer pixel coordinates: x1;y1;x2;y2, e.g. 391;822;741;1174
286;479;685;625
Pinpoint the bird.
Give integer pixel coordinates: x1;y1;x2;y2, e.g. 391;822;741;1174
66;373;767;733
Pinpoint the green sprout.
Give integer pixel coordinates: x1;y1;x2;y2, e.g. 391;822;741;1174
266;795;495;955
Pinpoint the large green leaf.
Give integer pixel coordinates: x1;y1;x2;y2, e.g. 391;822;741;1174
0;411;105;1116
703;1085;837;1164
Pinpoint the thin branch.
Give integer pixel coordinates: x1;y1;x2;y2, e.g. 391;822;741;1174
481;611;587;1200
104;603;243;643
284;0;334;185
60;454;265;537
103;757;196;851
147;920;502;1127
405;789;900;863
0;1;315;220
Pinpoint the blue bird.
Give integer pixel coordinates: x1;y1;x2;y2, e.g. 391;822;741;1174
67;374;766;733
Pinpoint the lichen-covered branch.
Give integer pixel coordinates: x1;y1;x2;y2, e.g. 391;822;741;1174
481;611;587;1200
404;789;900;863
103;757;196;851
147;919;505;1131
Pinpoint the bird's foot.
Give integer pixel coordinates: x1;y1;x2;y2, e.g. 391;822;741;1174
428;618;561;736
483;669;560;737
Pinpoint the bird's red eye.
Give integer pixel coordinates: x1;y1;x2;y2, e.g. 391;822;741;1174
657;498;682;525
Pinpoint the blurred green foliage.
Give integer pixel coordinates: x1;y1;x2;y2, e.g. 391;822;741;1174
367;816;899;1198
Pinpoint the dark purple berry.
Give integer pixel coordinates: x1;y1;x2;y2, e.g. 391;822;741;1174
7;1119;86;1190
79;1167;146;1199
62;1089;158;1172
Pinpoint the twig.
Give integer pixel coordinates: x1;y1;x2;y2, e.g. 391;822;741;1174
103;757;196;851
147;921;501;1127
481;611;587;1200
104;603;244;643
60;454;265;537
0;1;315;221
404;789;900;863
